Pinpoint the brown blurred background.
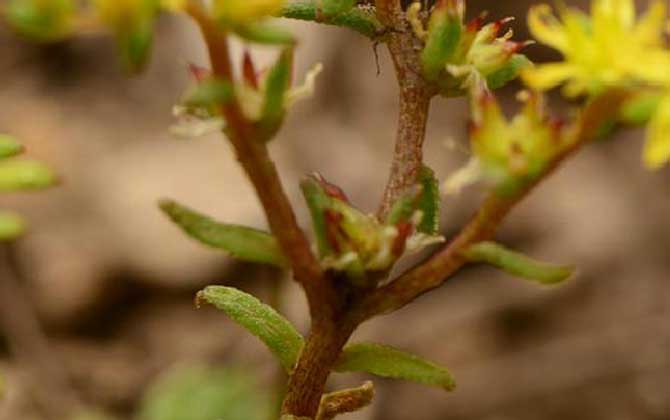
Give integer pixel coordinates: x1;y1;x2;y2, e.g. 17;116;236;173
1;1;668;419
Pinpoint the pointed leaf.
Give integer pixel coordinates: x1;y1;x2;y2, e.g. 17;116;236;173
321;0;355;17
464;241;575;284
279;2;382;38
300;176;333;257
486;54;532;90
261;49;293;131
197;286;304;371
421;3;462;81
0;160;56;191
159;199;287;267
417;165;440;235
0;135;24;159
234;22;296;45
335;343;456;391
317;381;374;420
4;0;74;42
183;78;234;108
0;212;26;241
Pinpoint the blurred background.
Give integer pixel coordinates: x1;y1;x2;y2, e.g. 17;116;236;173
0;0;668;419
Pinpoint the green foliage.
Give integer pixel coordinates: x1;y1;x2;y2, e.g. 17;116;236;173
159;199;287;267
0;135;23;158
619;91;664;125
464;241;575;285
279;1;382;38
416;165;440;235
234;22;296;45
0;159;56;191
486;54;533;90
300;176;333;257
138;365;269;420
261;49;293;134
421;4;461;81
320;0;355;17
335;342;456;391
183;78;234;109
4;0;74;41
196;286;305;371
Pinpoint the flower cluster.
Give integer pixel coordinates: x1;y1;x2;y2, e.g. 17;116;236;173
417;0;532;95
522;0;670;168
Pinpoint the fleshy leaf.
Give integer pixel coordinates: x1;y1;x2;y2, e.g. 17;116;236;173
4;0;74;41
0;160;56;191
464;241;575;284
159;199;287;267
260;48;293;135
421;1;462;81
486;54;532;90
0;212;26;241
234;22;296;45
317;381;374;420
320;0;355;17
279;2;382;38
0;135;24;159
183;78;234;109
300;176;333;257
335;343;456;391
196;286;305;372
417;165;440;235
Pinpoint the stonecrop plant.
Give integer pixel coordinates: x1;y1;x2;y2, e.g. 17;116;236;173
1;0;668;418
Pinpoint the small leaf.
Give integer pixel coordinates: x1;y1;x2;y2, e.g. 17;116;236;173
197;286;305;372
300;176;333;257
0;135;24;159
183;78;234;109
619;91;663;125
386;193;416;226
0;212;26;241
317;381;374;420
464;241;575;284
234;22;295;45
486;54;532;90
417;165;440;235
421;3;461;81
260;49;293;133
0;160;56;191
335;343;456;391
159;199;287;267
115;20;155;73
279;2;382;38
321;0;355;17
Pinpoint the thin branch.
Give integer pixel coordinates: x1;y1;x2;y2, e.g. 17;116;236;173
359;90;629;319
186;4;326;313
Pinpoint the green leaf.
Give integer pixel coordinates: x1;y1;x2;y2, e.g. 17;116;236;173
115;20;154;73
0;212;26;242
197;286;305;371
0;135;23;159
183;78;234;109
386;193;415;226
320;0;355;17
486;54;532;90
159;199;287;267
138;365;270;420
260;49;293;132
421;5;461;81
0;159;56;191
234;22;295;45
464;241;575;285
279;2;382;38
4;0;74;42
417;165;440;235
335;343;456;391
300;176;333;257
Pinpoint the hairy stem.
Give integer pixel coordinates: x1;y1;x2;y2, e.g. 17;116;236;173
281;318;357;417
376;0;435;219
187;5;326;313
360;91;629;319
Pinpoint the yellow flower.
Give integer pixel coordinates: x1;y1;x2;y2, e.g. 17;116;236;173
522;0;669;96
644;93;670;169
212;0;285;24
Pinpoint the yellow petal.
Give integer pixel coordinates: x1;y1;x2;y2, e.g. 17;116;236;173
521;62;578;92
160;0;186;12
633;0;667;46
643;94;670;169
527;4;569;52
